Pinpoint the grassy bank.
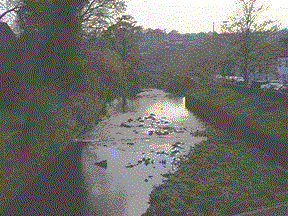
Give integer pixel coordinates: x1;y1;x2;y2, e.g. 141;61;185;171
182;80;288;144
143;76;288;215
0;87;106;207
143;127;288;215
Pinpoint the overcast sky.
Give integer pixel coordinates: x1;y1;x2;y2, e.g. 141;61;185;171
1;0;288;34
125;0;288;34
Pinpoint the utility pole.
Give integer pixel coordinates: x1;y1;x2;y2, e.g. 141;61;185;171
213;21;228;36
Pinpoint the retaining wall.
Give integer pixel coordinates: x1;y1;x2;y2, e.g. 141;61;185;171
183;90;288;169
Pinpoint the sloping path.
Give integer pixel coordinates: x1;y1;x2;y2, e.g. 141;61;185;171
232;202;288;216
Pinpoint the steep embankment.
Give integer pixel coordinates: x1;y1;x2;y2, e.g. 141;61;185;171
142;79;288;216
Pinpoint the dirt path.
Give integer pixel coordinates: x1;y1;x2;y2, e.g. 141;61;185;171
233;202;288;216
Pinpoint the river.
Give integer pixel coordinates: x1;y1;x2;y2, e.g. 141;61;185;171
80;88;288;216
81;89;206;216
2;89;288;215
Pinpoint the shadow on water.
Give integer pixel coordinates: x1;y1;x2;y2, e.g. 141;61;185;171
0;142;90;215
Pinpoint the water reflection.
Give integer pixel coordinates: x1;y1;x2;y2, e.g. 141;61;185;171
81;89;206;216
145;97;189;122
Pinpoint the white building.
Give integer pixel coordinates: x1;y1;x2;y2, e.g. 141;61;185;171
277;56;288;83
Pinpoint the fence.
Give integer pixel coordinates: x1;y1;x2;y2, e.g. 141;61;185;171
223;83;288;104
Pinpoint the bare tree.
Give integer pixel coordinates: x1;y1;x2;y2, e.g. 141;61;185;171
220;0;280;83
80;0;126;35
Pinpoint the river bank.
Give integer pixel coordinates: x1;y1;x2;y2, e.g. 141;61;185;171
0;69;160;211
0;140;90;215
143;126;288;216
0;90;107;210
184;81;288;159
142;78;288;215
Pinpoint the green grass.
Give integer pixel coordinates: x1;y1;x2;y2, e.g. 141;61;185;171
185;81;288;143
144;127;288;215
143;76;288;215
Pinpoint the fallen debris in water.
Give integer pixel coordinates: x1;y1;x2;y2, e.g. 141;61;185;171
125;164;135;168
175;141;184;145
155;131;169;135
161;173;172;178
159;160;167;165
156;151;169;155
120;123;132;128
95;160;107;169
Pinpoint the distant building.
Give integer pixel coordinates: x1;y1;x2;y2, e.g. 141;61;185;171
277;51;288;83
216;64;278;82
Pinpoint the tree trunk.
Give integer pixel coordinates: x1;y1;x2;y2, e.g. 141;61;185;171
122;96;127;112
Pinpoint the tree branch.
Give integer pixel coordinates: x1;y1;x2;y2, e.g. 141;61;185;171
81;0;98;18
0;6;19;20
81;0;108;19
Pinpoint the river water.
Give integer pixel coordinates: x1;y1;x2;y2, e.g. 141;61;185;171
81;89;206;216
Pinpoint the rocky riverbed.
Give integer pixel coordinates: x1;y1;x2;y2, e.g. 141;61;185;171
81;89;206;216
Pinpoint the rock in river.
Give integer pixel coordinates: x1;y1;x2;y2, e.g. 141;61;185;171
120;123;132;128
155;131;169;135
95;160;107;169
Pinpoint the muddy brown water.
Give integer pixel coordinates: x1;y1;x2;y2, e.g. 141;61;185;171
81;89;206;216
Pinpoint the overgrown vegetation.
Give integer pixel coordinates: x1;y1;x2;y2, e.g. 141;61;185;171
0;0;145;207
143;127;288;215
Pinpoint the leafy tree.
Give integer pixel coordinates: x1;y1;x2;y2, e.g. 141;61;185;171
80;41;126;101
185;35;230;78
98;15;141;110
15;0;88;96
100;15;140;70
220;0;280;83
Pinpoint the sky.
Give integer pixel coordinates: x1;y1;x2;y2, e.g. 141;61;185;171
1;0;288;34
125;0;288;34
